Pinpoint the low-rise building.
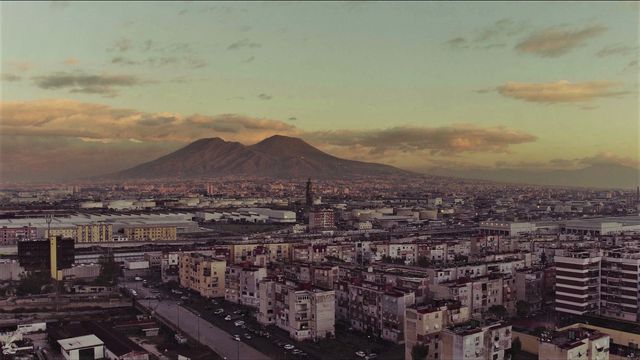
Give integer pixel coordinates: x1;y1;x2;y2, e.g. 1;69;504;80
179;253;226;298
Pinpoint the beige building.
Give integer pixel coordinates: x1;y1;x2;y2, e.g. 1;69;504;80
539;327;610;360
440;321;512;360
47;227;76;240
123;226;177;241
179;253;226;298
404;301;471;360
75;223;113;243
258;279;335;341
225;264;267;307
230;243;291;264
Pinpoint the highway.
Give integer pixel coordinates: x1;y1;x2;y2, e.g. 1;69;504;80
124;281;270;360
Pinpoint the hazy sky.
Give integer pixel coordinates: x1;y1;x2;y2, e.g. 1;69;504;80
1;1;638;182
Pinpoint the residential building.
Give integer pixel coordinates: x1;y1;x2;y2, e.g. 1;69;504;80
440;321;512;360
539;327;610;360
75;223;113;243
179;253;226;298
123;226;177;241
0;226;37;245
555;249;601;316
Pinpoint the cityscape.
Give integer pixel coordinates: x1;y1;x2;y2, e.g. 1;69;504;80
0;2;639;360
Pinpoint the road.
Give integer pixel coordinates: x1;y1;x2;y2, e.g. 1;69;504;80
125;281;271;360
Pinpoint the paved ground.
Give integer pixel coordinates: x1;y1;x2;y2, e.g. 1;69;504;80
124;281;270;360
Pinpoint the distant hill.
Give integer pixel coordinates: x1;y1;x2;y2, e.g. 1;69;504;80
431;163;640;189
110;135;414;179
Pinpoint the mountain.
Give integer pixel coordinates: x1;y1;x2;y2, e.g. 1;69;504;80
431;164;640;189
110;135;414;179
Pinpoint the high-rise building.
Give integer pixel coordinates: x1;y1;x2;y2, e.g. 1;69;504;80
599;248;640;322
554;250;601;316
17;236;74;277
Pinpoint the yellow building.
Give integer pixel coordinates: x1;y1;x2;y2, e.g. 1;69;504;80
47;227;76;240
179;253;226;298
75;223;113;243
123;226;177;241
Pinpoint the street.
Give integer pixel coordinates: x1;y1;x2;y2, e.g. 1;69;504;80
124;281;271;360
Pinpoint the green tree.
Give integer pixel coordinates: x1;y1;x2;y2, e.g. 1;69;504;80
516;300;530;318
411;344;429;360
487;304;508;320
417;256;431;267
540;252;547;266
95;253;120;285
16;271;51;295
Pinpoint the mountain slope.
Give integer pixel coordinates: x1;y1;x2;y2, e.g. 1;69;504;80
111;135;413;179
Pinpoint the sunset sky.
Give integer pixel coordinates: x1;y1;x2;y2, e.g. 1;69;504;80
1;1;638;182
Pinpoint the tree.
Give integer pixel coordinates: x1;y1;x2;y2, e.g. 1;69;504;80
16;271;51;295
95;253;120;286
417;256;431;267
487;304;508;320
411;344;429;360
516;300;530;318
540;251;547;266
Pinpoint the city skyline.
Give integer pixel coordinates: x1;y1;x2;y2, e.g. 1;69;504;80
1;1;638;183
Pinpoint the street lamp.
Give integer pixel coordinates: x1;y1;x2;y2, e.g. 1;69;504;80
197;314;201;343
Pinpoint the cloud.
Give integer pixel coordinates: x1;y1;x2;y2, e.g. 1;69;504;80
32;72;146;97
63;58;79;65
242;56;255;63
596;44;638;57
578;152;639;168
0;99;297;144
515;25;607;57
624;60;638;72
496;80;628;103
288;117;297;121
304;125;536;156
6;61;33;72
258;93;272;100
108;37;133;52
444;37;468;49
227;39;261;50
445;19;527;50
1;73;22;82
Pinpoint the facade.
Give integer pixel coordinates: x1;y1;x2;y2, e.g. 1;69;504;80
17;237;74;273
225;264;267;307
161;253;180;283
75;223;113;243
258;279;336;341
440;321;512;360
123;226;177;241
599;248;640;322
309;209;335;230
179;253;226;298
515;268;545;312
554;250;602;316
0;226;37;245
47;227;77;240
404;302;471;360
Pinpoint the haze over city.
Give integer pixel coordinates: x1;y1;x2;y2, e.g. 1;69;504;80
1;1;638;187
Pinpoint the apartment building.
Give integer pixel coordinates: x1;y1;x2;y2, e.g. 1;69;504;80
161;252;179;283
308;209;335;230
225;264;267;307
431;274;508;319
0;226;37;245
554;249;602;316
230;243;291;264
47;227;76;240
258;279;335;341
538;327;610;360
336;280;415;343
123;225;177;241
599;248;640;322
179;253;226;298
76;223;113;243
404;301;471;360
440;321;512;360
515;268;545;312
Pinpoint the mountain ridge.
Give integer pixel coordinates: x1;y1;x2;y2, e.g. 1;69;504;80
109;135;415;180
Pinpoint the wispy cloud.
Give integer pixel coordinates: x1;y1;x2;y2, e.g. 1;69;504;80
596;44;638;57
108;37;133;52
495;80;628;103
32;72;146;97
445;18;527;50
515;25;607;57
258;93;272;100
1;73;22;82
227;39;261;50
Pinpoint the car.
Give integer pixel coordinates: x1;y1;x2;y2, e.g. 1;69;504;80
134;276;143;281
292;349;302;354
244;333;252;339
233;310;242;314
284;344;295;350
234;320;245;327
233;335;241;341
225;315;232;321
214;309;224;315
180;296;189;300
366;354;378;360
355;351;366;358
211;300;218;305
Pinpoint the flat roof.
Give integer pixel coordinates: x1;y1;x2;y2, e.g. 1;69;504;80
58;334;103;351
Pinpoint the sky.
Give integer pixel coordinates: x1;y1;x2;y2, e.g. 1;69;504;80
1;1;638;182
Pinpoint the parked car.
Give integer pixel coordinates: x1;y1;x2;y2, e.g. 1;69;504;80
225;315;232;321
284;344;295;350
244;333;252;339
355;351;366;358
366;354;378;360
214;309;224;315
233;334;241;341
234;320;245;327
